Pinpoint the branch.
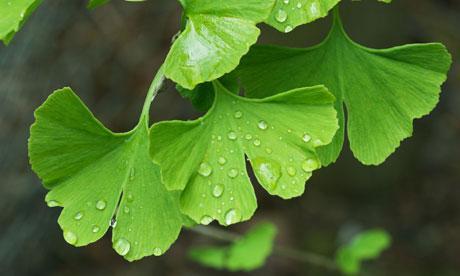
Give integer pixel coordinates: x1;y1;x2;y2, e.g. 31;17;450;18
189;225;338;271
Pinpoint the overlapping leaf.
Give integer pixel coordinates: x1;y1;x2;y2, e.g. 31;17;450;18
237;8;452;165
150;81;338;225
0;0;42;45
29;86;184;261
164;0;275;89
189;222;277;271
266;0;340;33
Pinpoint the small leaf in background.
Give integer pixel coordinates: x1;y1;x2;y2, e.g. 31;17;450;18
0;0;42;45
164;0;275;89
87;0;110;9
335;229;391;275
29;87;184;261
266;0;340;33
237;7;452;166
189;222;277;271
150;81;338;226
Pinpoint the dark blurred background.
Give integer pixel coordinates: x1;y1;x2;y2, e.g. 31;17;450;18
0;0;459;275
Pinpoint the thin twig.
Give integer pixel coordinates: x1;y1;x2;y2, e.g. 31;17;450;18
189;225;338;271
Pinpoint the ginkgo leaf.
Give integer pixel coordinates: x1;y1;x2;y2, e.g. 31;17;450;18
29;87;184;261
150;81;338;226
335;229;391;275
0;0;42;45
87;0;110;9
266;0;339;33
189;222;277;271
237;8;452;165
163;0;275;90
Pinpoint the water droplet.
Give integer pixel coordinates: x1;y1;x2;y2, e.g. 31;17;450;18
258;120;268;130
114;238;131;256
153;247;162;256
225;209;242;225
296;2;302;8
245;134;253;140
253;139;261;147
218;157;227;165
287;129;292;133
230;196;234;201
212;184;224;198
275;9;288;23
47;200;60;207
198;162;213;177
253;157;281;191
284;25;293;33
287;166;297;176
234;111;243;119
92;225;100;233
217;135;222;141
227;131;237;141
129;168;135;181
74;212;84;221
127;192;134;202
313;139;322;146
96;200;106;210
227;168;238;179
265;148;273;154
124;206;130;214
302;158;319;172
200;215;213;225
281;184;287;190
283;0;290;4
302;134;312;143
63;231;77;245
310;2;319;16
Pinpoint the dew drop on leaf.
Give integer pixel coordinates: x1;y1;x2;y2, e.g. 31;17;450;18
96;200;106;210
275;9;288;23
74;212;84;221
302;158;319;172
92;225;100;233
265;148;273;154
153;247;162;256
123;206;130;214
198;162;213;177
218;157;227;165
257;120;268;130
296;2;302;8
224;208;242;225
234;111;243;119
212;184;224;198
312;138;322;146
253;157;281;191
253;139;261;147
200;215;213;225
63;230;77;245
114;238;131;256
129;168;135;181
283;0;290;4
110;218;117;228
245;134;253;140
302;134;311;143
287;166;297;176
227;168;239;179
227;131;237;141
126;192;134;202
284;25;293;33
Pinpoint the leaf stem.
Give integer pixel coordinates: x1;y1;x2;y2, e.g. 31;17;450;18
140;64;166;122
189;225;338;271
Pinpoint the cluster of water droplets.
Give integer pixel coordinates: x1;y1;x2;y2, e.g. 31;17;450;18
274;0;321;33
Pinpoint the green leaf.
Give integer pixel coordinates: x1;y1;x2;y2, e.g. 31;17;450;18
150;81;338;225
164;0;275;89
266;0;340;33
29;87;184;261
237;8;452;165
0;0;42;45
189;222;277;271
335;229;391;275
87;0;110;9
